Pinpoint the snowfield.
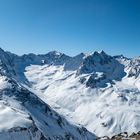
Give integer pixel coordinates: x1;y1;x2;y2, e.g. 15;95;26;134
24;64;140;137
0;101;32;131
0;48;96;140
0;48;140;139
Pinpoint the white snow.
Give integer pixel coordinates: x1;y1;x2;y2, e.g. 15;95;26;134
0;101;32;131
0;48;140;138
24;62;140;137
0;48;97;140
0;76;11;90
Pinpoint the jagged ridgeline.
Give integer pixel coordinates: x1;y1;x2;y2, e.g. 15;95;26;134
0;47;140;139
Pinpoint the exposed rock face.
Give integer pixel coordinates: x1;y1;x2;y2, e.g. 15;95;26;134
128;57;140;78
97;131;140;140
0;126;47;140
77;51;126;88
86;72;107;88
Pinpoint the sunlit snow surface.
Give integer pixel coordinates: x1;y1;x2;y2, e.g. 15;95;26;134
0;76;30;131
25;64;140;137
0;49;97;140
0;101;32;131
0;77;36;140
0;49;140;138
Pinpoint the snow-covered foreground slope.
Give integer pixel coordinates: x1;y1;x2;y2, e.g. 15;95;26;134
0;48;140;139
0;76;95;140
0;76;47;140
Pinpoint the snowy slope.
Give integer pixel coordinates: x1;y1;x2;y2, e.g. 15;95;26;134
24;63;140;137
0;47;140;138
20;50;140;138
0;75;95;140
0;48;96;140
0;76;47;140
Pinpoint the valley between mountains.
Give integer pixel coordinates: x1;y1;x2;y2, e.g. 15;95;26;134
0;48;140;139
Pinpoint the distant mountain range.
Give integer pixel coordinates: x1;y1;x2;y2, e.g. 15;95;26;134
0;47;140;139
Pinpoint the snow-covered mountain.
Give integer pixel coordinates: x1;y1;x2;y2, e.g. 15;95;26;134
0;47;140;139
0;49;96;140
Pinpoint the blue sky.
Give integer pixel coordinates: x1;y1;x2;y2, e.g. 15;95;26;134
0;0;140;57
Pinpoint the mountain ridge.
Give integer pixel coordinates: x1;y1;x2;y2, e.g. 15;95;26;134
0;47;140;139
0;48;96;140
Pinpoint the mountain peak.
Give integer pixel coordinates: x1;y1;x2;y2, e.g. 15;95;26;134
100;50;107;55
0;47;4;52
46;51;63;56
